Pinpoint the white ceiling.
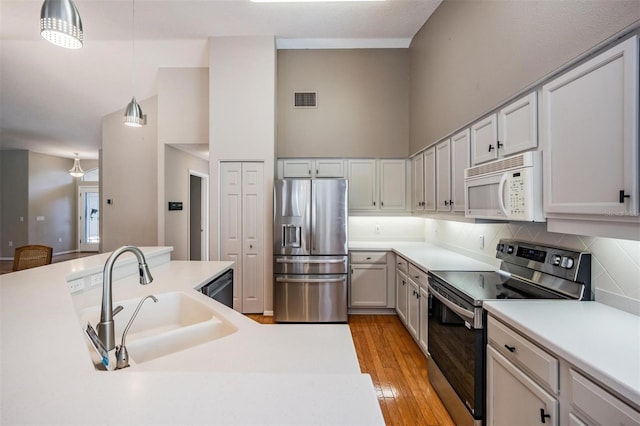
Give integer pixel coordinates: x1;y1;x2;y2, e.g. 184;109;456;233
0;0;441;160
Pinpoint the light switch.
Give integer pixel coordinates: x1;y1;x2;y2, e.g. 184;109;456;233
36;216;45;222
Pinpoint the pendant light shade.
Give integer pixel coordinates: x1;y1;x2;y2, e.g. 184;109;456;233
123;96;144;127
40;0;84;49
69;154;85;178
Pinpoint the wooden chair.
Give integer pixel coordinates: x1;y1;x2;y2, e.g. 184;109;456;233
12;245;53;272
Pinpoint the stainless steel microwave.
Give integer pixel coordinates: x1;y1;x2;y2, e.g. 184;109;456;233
464;151;545;222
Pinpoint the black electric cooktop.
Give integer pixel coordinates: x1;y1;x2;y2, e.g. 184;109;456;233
428;270;564;306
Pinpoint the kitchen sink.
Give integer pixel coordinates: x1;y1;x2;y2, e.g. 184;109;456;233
78;291;237;368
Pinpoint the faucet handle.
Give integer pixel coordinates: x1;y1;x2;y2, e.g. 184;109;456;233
113;305;124;316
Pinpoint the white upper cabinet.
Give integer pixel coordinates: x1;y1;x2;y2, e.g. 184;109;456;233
450;129;470;213
499;92;538;157
542;35;639;219
471;92;538;165
280;159;345;178
424;147;436;211
435;139;452;212
412;153;425;211
379;159;407;211
471;113;499;165
347;159;378;211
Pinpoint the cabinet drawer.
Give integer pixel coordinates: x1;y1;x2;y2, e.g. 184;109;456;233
350;251;386;264
408;263;428;288
570;370;640;426
395;256;408;273
488;317;559;393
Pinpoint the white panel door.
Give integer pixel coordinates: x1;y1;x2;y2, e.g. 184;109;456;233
424;147;436;212
542;36;638;216
412;153;425;211
436;139;451;212
418;286;428;355
241;162;264;313
451;129;470;212
379;159;406;211
219;162;243;310
395;269;408;324
220;161;264;313
347;159;377;210
350;264;388;307
471;113;498;165
407;278;420;340
78;186;100;252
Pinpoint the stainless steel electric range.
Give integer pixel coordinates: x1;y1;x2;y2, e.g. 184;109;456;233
426;239;591;426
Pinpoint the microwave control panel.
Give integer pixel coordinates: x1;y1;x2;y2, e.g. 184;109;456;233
508;172;526;215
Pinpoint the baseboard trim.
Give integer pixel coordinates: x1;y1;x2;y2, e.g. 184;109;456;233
263;310;274;316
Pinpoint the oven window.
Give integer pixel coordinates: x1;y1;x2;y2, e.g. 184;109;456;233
467;182;500;210
428;295;481;416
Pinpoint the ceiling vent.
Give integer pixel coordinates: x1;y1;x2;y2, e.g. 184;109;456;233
294;91;317;108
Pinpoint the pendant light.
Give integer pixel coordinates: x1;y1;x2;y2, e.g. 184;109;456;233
123;0;145;127
69;153;85;178
40;0;84;49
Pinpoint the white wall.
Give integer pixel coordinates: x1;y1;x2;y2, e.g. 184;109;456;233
209;36;276;312
101;97;158;252
349;216;424;242
164;145;208;260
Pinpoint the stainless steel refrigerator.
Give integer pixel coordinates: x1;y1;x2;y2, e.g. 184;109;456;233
273;179;348;322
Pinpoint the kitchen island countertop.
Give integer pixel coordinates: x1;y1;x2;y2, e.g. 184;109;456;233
0;247;383;425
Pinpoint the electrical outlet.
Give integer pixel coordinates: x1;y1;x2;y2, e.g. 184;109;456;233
90;274;103;287
68;280;83;293
375;224;381;234
58;237;62;243
8;241;12;247
479;235;485;249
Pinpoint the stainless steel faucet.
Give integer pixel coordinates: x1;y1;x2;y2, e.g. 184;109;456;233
96;246;153;351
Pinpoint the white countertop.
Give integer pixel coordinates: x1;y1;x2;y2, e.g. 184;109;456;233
1;248;383;425
484;300;640;409
349;240;497;271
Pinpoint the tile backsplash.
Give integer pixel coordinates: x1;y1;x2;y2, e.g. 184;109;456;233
349;216;640;315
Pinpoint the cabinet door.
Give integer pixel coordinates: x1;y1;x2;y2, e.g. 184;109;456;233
407;279;420;340
424;147;436;211
436;139;452;212
241;163;265;313
282;159;312;178
348;159;377;210
412;153;425;211
542;36;638;216
314;159;345;178
499;92;538;156
350;264;388;307
471;113;499;165
418;286;428;355
379;159;406;211
395;269;408;324
451;129;470;212
487;345;558;426
220;162;243;311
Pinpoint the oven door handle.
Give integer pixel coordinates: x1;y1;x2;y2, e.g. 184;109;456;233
428;284;475;323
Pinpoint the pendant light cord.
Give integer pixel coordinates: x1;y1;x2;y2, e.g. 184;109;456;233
131;0;136;97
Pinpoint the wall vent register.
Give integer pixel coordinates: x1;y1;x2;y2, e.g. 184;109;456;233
293;91;317;108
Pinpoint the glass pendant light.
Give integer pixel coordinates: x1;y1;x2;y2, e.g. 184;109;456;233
40;0;84;49
69;154;85;178
123;0;145;127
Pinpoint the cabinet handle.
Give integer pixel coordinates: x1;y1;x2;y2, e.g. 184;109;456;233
619;190;631;203
316;169;318;175
497;140;503;149
373;201;376;206
539;408;551;424
504;344;516;353
444;200;449;206
488;144;494;152
308;169;311;175
449;200;453;205
381;201;384;207
366;257;371;260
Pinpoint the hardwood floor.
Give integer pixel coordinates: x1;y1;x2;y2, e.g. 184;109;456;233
246;314;455;426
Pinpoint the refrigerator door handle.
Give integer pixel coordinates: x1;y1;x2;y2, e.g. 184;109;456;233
276;277;346;284
276;258;346;264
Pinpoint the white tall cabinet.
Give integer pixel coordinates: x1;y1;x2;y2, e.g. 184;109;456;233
219;162;265;313
450;129;470;213
542;35;639;220
435;139;452;212
412;153;425;211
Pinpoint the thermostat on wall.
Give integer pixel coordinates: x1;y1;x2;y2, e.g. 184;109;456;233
168;202;183;211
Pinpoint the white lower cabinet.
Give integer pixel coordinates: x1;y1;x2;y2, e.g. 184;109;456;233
487;345;558;426
406;278;419;339
349;251;395;310
487;315;640;426
395;268;408;324
418;286;428;355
